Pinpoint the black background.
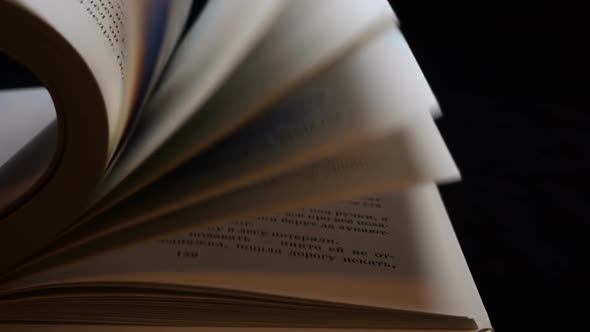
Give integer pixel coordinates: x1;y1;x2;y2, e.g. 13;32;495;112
391;1;589;331
1;2;588;331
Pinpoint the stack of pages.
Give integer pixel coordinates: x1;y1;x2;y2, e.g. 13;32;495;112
0;0;492;331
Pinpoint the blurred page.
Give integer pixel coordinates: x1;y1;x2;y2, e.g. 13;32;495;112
89;26;440;230
12;0;135;155
11;0;190;158
96;0;285;206
3;185;488;329
92;0;396;217
0;0;193;273
20;109;458;270
108;0;194;163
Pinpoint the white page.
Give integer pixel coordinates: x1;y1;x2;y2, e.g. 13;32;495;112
11;110;459;273
107;0;194;164
0;0;190;272
95;0;285;205
136;0;194;105
2;185;489;330
11;0;191;158
91;0;397;218
103;110;458;234
84;26;440;231
10;0;137;154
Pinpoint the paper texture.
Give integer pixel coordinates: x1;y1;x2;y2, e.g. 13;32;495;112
3;185;488;329
80;26;440;234
98;0;285;203
92;0;396;217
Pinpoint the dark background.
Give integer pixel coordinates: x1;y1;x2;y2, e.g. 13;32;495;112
1;2;588;331
390;1;589;331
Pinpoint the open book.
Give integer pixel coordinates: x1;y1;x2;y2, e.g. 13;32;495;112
0;0;492;331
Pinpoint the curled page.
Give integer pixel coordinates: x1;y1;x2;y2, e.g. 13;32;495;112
10;110;458;277
0;1;115;272
0;186;488;330
89;26;439;234
91;0;397;219
0;0;181;273
94;0;286;207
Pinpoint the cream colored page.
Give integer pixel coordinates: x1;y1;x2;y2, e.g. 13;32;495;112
87;26;438;231
103;0;193;165
96;0;285;203
91;0;396;217
106;110;459;234
9;109;459;278
3;185;488;328
13;0;147;156
139;0;193;102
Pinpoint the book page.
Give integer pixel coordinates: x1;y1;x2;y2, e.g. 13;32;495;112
0;1;120;270
131;0;193;108
10;0;133;155
78;25;437;233
102;26;438;227
0;0;188;273
90;0;396;219
107;0;194;164
127;109;457;230
10;0;190;158
2;185;489;329
93;0;285;208
27;107;458;268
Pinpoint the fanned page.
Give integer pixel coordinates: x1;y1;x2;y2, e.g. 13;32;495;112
7;0;171;155
128;0;193;111
0;185;489;330
108;0;194;163
92;0;286;211
0;0;194;274
0;0;150;271
89;0;397;219
68;26;441;241
0;1;492;330
9;108;458;277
